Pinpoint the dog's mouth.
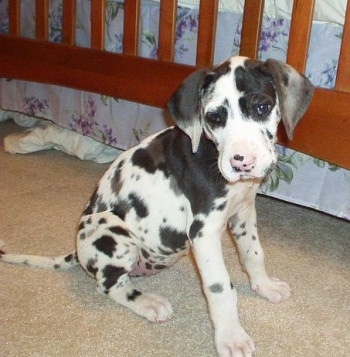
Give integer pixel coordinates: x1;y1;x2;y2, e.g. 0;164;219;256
224;162;276;183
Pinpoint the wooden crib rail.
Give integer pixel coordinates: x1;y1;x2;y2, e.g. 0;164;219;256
0;0;349;169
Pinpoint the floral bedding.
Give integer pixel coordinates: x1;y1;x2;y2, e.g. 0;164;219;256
0;0;349;220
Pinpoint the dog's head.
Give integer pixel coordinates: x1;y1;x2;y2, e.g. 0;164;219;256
168;56;314;182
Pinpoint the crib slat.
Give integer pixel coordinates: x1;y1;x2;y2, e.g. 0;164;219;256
36;0;49;41
286;0;315;73
9;0;21;36
239;0;264;58
62;0;76;45
196;0;219;67
91;0;105;50
123;0;141;55
335;0;350;91
158;0;177;62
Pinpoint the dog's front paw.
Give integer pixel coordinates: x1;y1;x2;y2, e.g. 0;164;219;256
252;276;291;303
215;327;256;357
133;293;174;323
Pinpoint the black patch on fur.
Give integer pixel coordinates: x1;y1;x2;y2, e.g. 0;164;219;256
127;289;142;301
235;60;276;122
83;187;99;215
265;129;274;140
102;265;127;291
128;127;228;216
160;129;227;214
109;225;130;237
235;230;247;240
110;159;125;194
141;249;150;259
205;104;228;129
132;148;157;174
209;283;224;293
202;60;231;95
86;259;98;276
93;235;117;257
112;200;132;220
83;188;108;215
159;226;188;252
189;219;204;240
64;254;74;262
128;193;149;218
215;201;227;211
154;264;168;270
99;218;107;225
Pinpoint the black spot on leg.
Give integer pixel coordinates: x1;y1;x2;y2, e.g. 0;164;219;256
127;289;142;301
252;235;257;241
235;230;247;240
102;265;127;292
189;220;204;240
209;283;224;293
93;235;117;258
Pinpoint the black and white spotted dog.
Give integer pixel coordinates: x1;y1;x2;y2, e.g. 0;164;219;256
0;56;313;356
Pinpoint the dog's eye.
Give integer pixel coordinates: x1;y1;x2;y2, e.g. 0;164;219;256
255;103;271;116
206;111;221;123
205;106;228;127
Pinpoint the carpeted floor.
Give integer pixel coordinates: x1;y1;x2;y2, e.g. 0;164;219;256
0;120;349;357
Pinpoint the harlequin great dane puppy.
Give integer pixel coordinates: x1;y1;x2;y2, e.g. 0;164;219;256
0;56;313;356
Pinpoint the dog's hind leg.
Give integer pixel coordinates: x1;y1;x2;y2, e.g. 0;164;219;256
77;212;174;322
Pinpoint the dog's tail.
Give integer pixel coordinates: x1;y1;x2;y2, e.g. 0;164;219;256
0;241;79;270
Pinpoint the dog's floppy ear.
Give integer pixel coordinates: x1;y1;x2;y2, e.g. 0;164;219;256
265;59;314;140
167;69;208;153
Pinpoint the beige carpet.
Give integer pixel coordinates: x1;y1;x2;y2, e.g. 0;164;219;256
0;119;349;357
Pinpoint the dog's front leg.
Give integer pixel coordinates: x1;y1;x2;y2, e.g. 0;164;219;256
191;220;255;357
229;201;291;303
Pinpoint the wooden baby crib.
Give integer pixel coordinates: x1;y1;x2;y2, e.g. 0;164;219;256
0;0;349;169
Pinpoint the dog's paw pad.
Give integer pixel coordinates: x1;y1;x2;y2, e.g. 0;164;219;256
252;277;291;303
134;293;174;323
